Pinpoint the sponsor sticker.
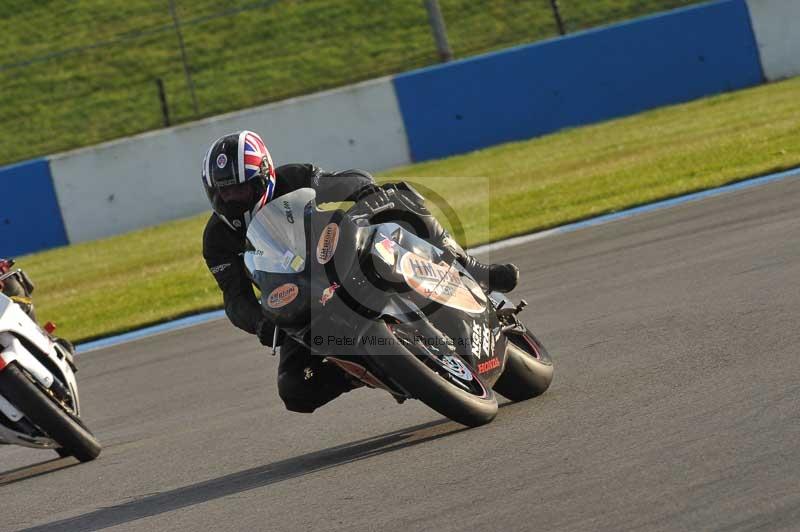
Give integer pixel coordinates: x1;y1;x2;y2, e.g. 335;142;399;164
471;321;494;359
282;200;294;224
319;282;340;306
316;223;340;264
267;283;299;308
478;357;501;374
290;255;305;272
282;250;294;269
374;236;396;266
399;252;485;313
216;153;228;168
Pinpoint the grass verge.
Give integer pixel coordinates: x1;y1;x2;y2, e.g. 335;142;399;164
1;0;701;166
17;75;800;343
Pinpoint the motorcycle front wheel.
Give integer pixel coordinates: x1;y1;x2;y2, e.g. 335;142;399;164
0;363;101;462
363;321;498;427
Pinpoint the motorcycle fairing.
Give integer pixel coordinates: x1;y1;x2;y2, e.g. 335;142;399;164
368;223;485;315
244;188;510;392
0;295;52;356
363;225;509;385
0;296;77;401
0;293;81;448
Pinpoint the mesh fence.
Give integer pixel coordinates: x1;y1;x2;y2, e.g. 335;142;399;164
0;0;702;166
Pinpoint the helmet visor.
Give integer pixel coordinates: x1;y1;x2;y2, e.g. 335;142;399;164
219;183;256;203
212;182;256;219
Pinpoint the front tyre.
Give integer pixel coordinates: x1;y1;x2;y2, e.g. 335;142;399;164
0;363;101;462
364;322;498;427
493;330;554;402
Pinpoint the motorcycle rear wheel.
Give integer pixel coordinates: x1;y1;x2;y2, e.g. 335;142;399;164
0;363;101;462
493;331;554;402
364;321;498;427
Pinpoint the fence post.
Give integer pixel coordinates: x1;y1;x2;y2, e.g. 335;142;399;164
424;0;453;63
155;78;171;127
549;0;566;36
168;0;200;115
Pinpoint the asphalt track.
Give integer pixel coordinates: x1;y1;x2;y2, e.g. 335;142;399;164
3;177;800;531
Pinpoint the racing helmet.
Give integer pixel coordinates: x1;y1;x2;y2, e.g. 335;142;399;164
202;130;276;231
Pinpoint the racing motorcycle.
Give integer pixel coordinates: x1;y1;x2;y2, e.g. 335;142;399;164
0;265;101;461
246;184;553;427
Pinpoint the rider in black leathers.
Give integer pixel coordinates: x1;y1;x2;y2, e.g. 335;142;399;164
201;130;519;413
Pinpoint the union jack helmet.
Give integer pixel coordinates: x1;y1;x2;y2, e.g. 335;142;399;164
202;130;277;231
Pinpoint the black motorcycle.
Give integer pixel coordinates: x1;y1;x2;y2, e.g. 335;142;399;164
245;185;553;427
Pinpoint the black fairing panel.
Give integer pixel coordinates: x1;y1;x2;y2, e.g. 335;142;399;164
250;194;507;386
257;203;377;340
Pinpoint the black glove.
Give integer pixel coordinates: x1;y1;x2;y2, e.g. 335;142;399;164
351;184;399;220
256;318;283;347
353;182;389;203
357;182;429;213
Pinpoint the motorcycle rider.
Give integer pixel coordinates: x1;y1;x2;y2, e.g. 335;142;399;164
202;130;519;413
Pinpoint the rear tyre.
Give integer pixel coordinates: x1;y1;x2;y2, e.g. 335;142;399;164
0;363;101;462
364;322;498;427
493;331;554;402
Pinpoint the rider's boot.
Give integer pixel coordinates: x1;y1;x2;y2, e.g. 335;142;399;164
442;236;519;293
456;253;519;294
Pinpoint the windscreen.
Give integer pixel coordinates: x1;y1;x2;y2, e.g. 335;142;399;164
244;188;316;275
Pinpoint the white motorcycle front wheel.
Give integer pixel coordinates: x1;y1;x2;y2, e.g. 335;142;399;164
0;363;101;462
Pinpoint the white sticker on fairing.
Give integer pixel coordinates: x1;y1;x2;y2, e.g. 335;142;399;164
471;321;493;359
399;252;485;313
282;250;294;269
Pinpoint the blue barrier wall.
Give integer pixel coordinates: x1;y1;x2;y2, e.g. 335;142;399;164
0;159;68;257
393;0;764;162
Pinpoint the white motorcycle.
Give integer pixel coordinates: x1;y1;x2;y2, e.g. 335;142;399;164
0;271;101;462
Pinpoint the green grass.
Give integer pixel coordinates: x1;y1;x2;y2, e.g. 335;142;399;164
0;0;701;166
15;75;800;344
